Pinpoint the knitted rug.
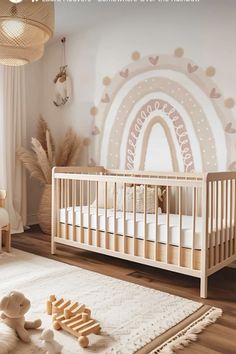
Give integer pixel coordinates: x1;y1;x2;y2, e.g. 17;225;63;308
0;250;222;354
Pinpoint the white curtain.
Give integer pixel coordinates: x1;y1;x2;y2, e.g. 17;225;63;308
0;66;27;234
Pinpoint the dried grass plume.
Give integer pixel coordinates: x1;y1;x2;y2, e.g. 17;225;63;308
17;117;85;184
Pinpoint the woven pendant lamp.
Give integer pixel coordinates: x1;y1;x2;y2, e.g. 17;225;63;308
0;0;54;66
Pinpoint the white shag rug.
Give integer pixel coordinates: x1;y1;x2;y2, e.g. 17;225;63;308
0;250;222;354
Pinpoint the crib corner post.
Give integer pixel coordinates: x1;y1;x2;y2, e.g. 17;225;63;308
200;275;208;298
51;167;57;255
200;174;209;299
51;240;57;255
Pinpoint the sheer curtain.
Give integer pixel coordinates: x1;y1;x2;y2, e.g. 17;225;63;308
0;66;27;233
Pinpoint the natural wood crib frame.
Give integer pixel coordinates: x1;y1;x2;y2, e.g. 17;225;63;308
51;167;236;298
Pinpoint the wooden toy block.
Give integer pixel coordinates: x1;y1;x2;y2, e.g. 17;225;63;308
47;295;101;348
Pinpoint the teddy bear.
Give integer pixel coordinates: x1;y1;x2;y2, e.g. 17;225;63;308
0;291;42;343
40;329;63;354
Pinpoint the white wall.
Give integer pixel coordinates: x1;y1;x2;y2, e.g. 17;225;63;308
25;0;236;224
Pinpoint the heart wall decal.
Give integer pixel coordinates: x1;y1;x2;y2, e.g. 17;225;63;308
120;69;129;78
101;93;110;103
92;125;100;135
187;63;199;73
210;88;221;99
149;56;159;66
225;122;236;134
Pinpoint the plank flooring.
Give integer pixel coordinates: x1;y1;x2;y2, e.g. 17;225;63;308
12;226;236;354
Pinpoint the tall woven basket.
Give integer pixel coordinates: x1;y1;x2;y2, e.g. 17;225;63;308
38;184;52;234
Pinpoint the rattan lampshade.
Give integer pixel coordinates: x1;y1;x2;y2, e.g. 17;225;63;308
0;0;54;66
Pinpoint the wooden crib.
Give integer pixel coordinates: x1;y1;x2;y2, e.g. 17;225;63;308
51;167;236;298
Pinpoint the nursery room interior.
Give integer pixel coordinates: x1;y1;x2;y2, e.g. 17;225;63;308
0;0;235;353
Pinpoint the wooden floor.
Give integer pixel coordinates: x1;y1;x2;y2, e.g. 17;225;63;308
12;226;236;354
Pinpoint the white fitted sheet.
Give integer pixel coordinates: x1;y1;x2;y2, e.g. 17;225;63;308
60;207;234;250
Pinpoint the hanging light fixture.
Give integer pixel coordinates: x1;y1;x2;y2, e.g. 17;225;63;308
0;0;54;66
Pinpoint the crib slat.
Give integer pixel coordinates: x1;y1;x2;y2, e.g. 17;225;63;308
178;187;182;267
220;180;224;262
61;179;64;233
56;179;60;238
65;179;68;240
80;180;83;243
61;179;64;209
105;181;108;249
191;187;196;269
72;180;76;242
210;182;214;268
133;184;137;256
113;182;117;252
123;183;126;253
229;179;233;257
166;186;170;263
143;185;147;258
88;181;91;245
155;186;159;261
96;181;99;247
184;186;188;215
215;181;219;264
225;180;228;259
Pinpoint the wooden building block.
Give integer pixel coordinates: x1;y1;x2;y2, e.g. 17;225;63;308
47;295;101;348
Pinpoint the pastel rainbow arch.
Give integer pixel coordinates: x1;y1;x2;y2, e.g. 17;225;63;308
92;51;235;172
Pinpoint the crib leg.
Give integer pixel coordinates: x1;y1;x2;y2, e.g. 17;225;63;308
3;225;11;252
200;275;208;298
51;240;56;255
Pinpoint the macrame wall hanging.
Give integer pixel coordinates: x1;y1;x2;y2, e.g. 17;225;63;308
53;37;72;107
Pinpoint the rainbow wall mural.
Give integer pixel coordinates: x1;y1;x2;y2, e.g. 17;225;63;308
90;48;236;173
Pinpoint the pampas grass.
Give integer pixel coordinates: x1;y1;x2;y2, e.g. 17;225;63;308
37;116;55;155
31;138;52;184
17;147;46;184
57;128;84;167
17;117;85;185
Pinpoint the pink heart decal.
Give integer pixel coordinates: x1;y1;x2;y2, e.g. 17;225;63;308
120;69;129;78
225;122;236;134
101;93;110;103
92;126;100;135
210;88;221;99
229;161;236;170
149;56;159;66
187;63;199;73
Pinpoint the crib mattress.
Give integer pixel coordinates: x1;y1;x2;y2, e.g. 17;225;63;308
60;207;233;250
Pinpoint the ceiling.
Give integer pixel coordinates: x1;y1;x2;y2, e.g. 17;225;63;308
53;0;236;41
54;2;137;39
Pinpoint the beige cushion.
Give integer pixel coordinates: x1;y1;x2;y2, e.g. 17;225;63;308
116;185;164;213
0;208;9;228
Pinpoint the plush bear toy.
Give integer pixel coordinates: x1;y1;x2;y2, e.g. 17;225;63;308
0;291;42;343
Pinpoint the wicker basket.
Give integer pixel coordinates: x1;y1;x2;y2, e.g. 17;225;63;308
38;184;51;234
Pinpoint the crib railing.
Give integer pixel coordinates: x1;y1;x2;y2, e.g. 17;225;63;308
52;168;203;273
52;167;236;298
